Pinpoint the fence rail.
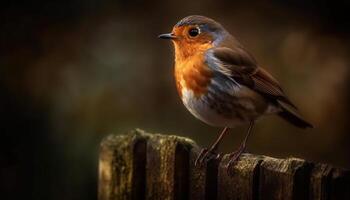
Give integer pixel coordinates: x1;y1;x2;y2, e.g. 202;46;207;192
98;129;350;200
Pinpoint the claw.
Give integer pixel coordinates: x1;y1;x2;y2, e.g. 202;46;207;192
195;148;222;167
225;145;246;175
195;148;208;167
215;153;223;160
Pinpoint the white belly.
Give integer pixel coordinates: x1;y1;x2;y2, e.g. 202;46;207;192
181;88;246;128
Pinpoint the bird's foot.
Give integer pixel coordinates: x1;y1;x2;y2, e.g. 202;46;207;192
225;145;246;175
195;148;222;167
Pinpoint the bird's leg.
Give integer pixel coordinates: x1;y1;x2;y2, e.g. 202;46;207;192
225;121;254;173
195;127;229;166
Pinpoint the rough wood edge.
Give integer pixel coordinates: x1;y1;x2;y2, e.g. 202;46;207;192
218;153;263;200
98;129;151;200
99;129;350;200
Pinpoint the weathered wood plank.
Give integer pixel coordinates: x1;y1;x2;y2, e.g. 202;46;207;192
98;129;150;200
145;134;195;200
309;163;333;200
189;146;207;200
218;153;262;200
259;157;312;200
99;130;350;200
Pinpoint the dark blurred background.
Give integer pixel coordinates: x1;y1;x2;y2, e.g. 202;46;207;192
1;0;349;199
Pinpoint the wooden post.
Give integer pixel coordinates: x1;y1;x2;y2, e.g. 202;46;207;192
218;154;262;200
98;129;350;200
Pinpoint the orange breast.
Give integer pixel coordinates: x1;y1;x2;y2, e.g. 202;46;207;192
174;54;213;98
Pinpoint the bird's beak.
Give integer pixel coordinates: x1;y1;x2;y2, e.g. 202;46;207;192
158;33;177;40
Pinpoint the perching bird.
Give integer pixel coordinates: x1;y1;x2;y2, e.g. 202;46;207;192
158;15;312;170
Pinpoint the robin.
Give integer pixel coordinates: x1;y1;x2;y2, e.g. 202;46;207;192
158;15;312;171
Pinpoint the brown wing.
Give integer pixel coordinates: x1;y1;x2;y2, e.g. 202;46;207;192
211;47;297;109
211;46;257;75
250;67;297;109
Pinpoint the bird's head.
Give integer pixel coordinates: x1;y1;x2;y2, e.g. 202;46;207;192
159;15;230;61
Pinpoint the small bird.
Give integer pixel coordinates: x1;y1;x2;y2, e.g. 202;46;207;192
159;15;312;170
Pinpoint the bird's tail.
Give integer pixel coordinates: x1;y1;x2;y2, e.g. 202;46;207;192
277;100;313;129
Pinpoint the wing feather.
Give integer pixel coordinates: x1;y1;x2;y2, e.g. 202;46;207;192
207;47;297;109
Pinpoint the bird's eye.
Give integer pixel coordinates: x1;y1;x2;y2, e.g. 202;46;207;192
188;28;199;37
